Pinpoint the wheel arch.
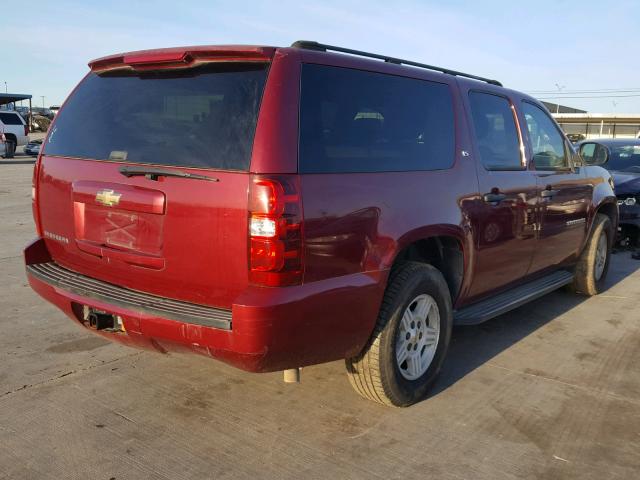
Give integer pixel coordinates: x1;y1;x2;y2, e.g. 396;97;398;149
594;199;618;232
582;198;618;254
386;225;472;305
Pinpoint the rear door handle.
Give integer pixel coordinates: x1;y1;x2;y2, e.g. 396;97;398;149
483;193;507;203
541;189;559;198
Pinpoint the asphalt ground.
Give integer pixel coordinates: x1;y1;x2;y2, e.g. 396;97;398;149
1;158;639;480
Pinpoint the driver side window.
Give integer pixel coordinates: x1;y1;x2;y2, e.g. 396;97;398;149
522;102;568;170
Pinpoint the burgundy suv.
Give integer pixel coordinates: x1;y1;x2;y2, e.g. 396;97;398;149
25;41;618;406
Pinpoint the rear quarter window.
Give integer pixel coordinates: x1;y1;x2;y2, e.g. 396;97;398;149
299;64;455;173
44;63;268;171
0;112;24;125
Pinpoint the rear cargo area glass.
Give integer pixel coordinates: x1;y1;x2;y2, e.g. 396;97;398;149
44;63;268;170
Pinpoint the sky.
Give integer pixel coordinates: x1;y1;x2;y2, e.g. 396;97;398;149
4;0;640;113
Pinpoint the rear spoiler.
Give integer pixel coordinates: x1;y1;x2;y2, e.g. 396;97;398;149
89;45;276;73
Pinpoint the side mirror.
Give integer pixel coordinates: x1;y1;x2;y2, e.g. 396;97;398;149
579;142;609;166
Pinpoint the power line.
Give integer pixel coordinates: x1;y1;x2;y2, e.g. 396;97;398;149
530;88;640;94
537;94;640;99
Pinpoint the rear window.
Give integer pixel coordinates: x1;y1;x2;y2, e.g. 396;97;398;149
0;112;24;125
299;64;455;173
44;63;269;170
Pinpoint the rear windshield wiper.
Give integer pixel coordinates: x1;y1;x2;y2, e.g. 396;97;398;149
119;166;219;182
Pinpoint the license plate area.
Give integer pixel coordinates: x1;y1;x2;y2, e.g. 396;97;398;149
71;180;166;256
78;205;163;253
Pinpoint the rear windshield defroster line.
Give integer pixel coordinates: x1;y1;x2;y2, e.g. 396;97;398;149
44;63;269;171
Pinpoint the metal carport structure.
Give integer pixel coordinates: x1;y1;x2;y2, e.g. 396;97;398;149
0;93;33;130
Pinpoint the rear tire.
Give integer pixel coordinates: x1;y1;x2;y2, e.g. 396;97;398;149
345;262;452;407
571;213;612;295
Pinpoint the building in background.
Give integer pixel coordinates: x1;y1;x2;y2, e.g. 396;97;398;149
553;113;640;140
541;101;587;114
536;100;640;140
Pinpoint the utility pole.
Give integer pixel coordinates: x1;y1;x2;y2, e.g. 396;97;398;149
3;82;6;93
554;83;566;113
40;96;45;109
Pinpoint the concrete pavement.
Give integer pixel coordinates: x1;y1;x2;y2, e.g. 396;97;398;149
1;160;639;480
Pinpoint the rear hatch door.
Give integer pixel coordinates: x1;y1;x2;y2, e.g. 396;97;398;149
37;50;272;308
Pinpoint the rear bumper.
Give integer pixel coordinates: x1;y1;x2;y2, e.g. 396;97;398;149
27;261;233;330
24;238;386;372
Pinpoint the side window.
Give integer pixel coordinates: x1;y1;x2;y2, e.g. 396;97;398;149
522;102;568;170
468;92;522;170
0;112;24;125
299;64;455;173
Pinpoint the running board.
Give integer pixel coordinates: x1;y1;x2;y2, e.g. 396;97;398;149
453;270;574;326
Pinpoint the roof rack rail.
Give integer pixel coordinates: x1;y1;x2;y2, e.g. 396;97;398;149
290;40;503;87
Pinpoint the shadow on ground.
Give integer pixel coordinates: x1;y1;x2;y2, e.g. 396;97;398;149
431;250;640;397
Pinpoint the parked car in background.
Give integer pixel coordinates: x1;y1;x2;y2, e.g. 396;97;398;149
579;139;640;246
0;111;29;158
31;107;54;120
25;139;42;156
567;133;586;144
15;106;31;119
49;106;61;116
25;41;618;407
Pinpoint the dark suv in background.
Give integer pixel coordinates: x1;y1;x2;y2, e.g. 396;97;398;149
579;138;640;246
25;41;617;406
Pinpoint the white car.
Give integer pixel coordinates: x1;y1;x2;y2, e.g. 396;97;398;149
0;111;29;158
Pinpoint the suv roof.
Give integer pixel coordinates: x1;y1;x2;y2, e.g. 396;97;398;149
291;40;503;86
87;41;502;87
291;42;547;112
581;138;640;146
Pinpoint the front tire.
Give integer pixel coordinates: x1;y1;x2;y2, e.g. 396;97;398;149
571;213;612;295
345;262;452;407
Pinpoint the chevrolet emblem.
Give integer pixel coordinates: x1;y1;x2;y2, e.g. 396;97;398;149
95;189;122;207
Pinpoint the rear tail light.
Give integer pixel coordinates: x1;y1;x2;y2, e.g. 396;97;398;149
248;175;303;286
31;166;37;202
31;159;42;235
24;125;29;136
